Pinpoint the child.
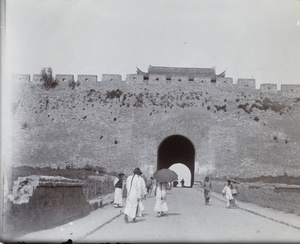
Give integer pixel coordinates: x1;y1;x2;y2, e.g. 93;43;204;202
222;180;234;208
230;179;239;207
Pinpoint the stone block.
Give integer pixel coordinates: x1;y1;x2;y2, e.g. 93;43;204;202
12;74;30;82
237;78;256;89
33;74;43;83
281;85;300;94
194;77;211;84
78;75;98;83
171;76;189;83
55;74;75;83
149;75;166;84
126;74;144;84
102;74;122;82
216;77;233;86
260;83;277;93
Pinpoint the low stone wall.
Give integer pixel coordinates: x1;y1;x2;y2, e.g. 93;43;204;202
212;180;300;215
4;175;91;239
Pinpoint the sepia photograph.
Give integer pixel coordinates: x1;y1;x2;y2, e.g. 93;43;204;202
1;0;300;243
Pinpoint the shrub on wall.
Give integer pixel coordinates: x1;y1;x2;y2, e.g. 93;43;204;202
41;67;58;90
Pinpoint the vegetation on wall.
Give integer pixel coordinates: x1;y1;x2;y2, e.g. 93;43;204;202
40;67;58;90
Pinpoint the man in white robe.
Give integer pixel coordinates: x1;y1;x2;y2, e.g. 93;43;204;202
123;168;143;223
137;174;147;217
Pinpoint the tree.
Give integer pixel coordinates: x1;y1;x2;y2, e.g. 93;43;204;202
41;67;58;90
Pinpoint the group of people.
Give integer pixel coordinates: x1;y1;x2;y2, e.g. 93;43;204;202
202;176;239;208
113;168;170;223
222;178;239;208
114;171;240;223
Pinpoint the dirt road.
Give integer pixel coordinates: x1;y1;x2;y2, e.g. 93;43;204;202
86;187;300;243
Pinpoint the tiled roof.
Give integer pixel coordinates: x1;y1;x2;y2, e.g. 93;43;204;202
137;65;225;79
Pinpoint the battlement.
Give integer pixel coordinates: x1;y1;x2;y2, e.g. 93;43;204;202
281;84;300;93
260;83;278;93
11;72;300;95
78;75;98;83
102;74;122;82
55;74;74;83
126;74;144;84
237;79;256;89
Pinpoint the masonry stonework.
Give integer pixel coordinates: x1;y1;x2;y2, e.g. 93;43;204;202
10;69;300;184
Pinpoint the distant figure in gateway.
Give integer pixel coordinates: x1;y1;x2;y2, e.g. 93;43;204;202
180;178;185;187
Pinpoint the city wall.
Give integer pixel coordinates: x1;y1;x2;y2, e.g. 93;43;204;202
3;71;300;238
9;72;300;180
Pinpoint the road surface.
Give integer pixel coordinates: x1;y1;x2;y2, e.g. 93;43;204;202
85;187;300;243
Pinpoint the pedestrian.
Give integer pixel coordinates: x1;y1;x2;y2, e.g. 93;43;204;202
113;173;124;208
146;177;153;196
230;178;239;207
137;172;147;217
121;175;127;210
173;180;179;187
203;176;212;204
180;178;185;187
123;167;143;223
222;180;234;208
146;176;155;197
154;181;169;217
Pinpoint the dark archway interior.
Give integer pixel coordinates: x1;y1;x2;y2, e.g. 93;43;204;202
157;135;195;186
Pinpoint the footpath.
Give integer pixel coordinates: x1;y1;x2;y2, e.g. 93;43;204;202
12;188;300;243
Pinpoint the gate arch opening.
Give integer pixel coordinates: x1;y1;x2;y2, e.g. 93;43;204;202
169;163;191;187
157;135;195;187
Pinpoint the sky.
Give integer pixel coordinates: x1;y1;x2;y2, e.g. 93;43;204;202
3;0;300;89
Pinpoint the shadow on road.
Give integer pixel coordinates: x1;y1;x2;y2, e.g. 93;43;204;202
164;212;181;216
132;219;146;223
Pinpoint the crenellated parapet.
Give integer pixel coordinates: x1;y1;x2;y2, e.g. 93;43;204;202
216;77;233;87
260;83;278;93
281;84;300;93
237;78;256;89
126;74;144;84
12;74;30;82
78;75;98;83
171;76;189;83
102;74;122;82
194;77;211;84
149;74;166;84
32;74;43;83
10;71;300;95
55;74;74;83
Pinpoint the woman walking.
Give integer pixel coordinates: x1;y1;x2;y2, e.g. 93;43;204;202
154;181;169;217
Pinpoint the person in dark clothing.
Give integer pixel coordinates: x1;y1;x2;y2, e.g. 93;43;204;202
180;178;185;187
203;176;212;204
114;173;125;208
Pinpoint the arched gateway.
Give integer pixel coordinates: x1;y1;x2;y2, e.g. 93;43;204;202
157;135;195;187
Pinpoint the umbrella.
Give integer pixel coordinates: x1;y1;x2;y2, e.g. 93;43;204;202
228;178;240;184
141;174;147;183
153;168;178;183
